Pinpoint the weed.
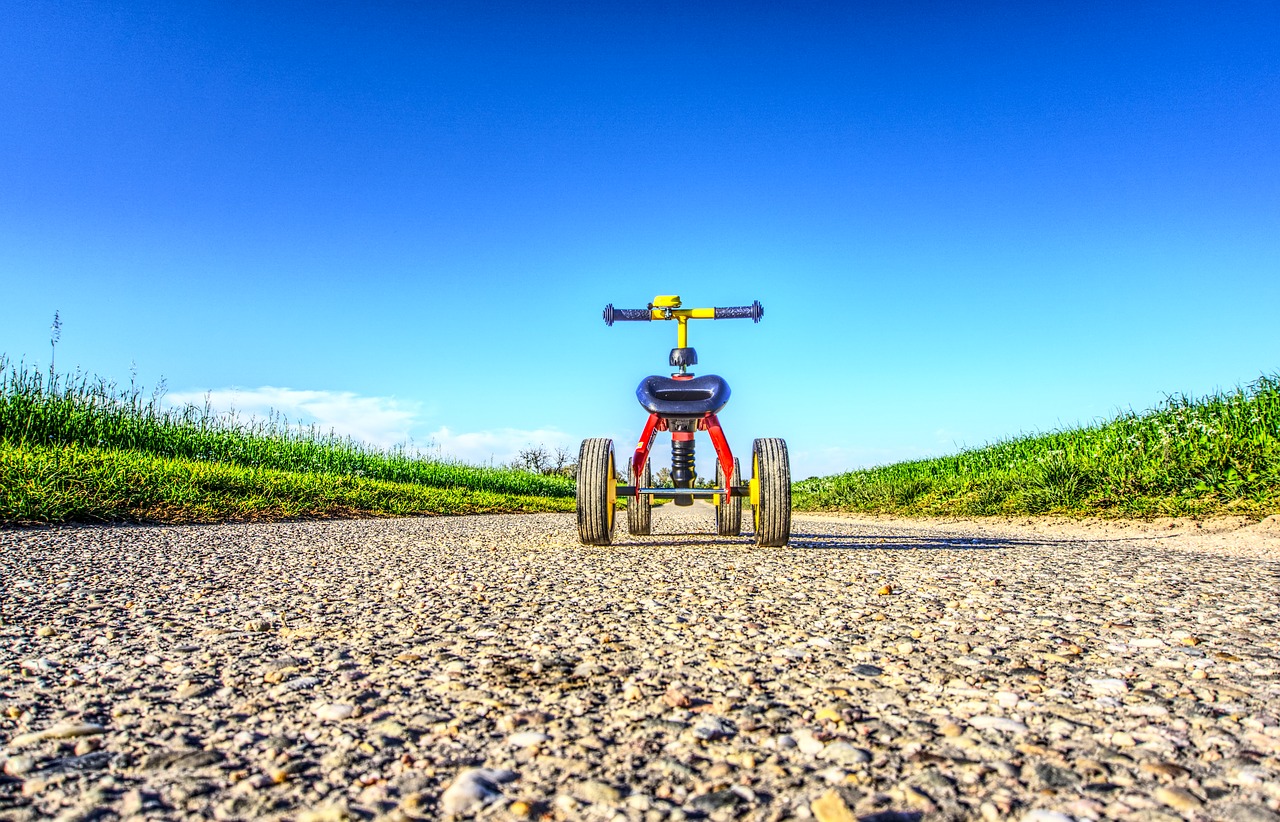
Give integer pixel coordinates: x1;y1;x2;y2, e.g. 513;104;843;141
793;374;1280;519
0;357;574;501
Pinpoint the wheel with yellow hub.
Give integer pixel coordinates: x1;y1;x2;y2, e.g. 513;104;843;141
576;438;617;545
627;462;652;536
751;438;790;547
715;458;742;536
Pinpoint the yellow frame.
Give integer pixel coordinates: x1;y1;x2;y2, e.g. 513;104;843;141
645;296;719;349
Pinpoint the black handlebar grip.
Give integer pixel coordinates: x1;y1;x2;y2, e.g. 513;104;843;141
602;304;654;325
713;301;764;322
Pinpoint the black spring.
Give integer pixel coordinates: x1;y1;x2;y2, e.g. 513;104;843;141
671;438;695;488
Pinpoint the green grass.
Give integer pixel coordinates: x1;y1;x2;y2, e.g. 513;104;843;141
793;374;1280;520
1;442;572;524
1;357;574;525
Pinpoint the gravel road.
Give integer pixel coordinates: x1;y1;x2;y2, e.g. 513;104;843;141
3;505;1279;822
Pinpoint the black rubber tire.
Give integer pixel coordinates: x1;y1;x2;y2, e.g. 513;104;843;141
752;438;791;547
576;438;616;546
627;462;652;536
716;458;742;536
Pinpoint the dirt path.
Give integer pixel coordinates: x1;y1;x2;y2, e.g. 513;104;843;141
2;506;1278;821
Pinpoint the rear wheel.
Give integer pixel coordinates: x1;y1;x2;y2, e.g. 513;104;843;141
627;461;652;536
716;458;742;536
576;438;616;545
752;438;791;547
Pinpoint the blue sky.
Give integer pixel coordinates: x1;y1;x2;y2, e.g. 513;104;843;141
2;1;1278;478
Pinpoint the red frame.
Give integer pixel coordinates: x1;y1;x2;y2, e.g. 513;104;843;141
630;412;736;498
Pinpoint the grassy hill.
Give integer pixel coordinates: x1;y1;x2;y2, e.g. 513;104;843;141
793;375;1280;520
0;358;573;526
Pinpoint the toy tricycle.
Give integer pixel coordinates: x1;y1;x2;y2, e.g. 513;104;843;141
576;295;791;547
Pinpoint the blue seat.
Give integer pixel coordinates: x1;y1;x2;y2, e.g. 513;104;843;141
636;374;731;418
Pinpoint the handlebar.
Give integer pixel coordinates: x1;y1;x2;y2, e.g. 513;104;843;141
603;300;763;326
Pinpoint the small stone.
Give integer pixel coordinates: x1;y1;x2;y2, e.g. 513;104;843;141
1139;761;1190;780
852;664;882;677
811;789;857;822
996;691;1020;709
1021;812;1074;822
439;768;514;816
969;715;1029;734
35;626;55;638
298;803;353;822
1219;803;1280;822
508;800;532;817
1024;762;1078;789
272;675;319;694
576;780;622;804
3;754;35;776
938;720;964;737
120;789;145;817
1228;767;1270;788
399;792;428;815
7;722;106;748
692;715;737;741
689;789;743;811
820;741;872;766
73;738;101;756
797;732;825;755
1153;786;1202;812
1086;678;1128;696
507;731;551;747
663;684;692;708
815;706;842;723
904;786;937;812
1111;731;1136;747
244;619;272;633
313;703;355;721
896;641;915;655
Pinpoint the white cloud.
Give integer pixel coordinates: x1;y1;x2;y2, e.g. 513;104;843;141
165;385;580;466
425;426;578;466
165;386;421;450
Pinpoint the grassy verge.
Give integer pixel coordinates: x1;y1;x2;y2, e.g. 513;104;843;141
794;375;1280;520
2;442;572;525
1;358;574;526
0;358;573;499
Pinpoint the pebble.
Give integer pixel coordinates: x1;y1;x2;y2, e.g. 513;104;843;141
272;675;319;694
820;741;871;765
4;754;36;776
507;731;551;747
439;768;514;816
1021;811;1074;822
969;715;1029;734
1153;785;1203;812
1219;804;1280;822
312;703;355;721
7;723;106;748
576;779;622;804
691;715;736;741
1086;678;1129;696
811;789;857;822
796;731;826;755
